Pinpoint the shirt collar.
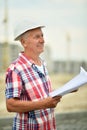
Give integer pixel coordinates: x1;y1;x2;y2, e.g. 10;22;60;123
19;52;46;67
19;52;34;66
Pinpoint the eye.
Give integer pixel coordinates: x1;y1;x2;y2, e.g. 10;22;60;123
41;34;44;38
35;35;43;39
35;35;40;39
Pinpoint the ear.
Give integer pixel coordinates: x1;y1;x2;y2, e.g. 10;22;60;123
23;43;27;48
20;38;27;48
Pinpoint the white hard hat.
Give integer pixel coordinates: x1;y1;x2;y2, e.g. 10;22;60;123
14;20;45;41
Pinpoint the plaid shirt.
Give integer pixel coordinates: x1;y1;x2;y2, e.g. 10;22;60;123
5;52;56;130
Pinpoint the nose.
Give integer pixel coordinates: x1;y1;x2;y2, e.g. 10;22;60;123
40;36;44;43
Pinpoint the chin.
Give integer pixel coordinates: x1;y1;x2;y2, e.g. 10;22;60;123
38;49;44;55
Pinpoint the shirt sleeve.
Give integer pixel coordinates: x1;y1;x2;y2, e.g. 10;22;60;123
5;69;23;99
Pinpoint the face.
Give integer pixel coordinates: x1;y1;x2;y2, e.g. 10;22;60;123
21;28;45;55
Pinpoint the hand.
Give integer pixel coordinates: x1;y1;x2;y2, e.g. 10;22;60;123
71;89;78;93
43;96;62;109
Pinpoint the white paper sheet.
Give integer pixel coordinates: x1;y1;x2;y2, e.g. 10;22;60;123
49;67;87;97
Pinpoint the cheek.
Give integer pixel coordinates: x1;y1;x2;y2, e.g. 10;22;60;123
28;43;36;50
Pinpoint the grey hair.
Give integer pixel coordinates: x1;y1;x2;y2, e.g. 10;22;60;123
19;31;30;42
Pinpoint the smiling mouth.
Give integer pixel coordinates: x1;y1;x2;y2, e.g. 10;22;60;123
37;44;44;48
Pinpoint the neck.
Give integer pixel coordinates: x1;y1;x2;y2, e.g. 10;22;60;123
23;51;41;66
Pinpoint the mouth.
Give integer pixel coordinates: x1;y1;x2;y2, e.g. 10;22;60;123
37;44;44;52
37;44;44;48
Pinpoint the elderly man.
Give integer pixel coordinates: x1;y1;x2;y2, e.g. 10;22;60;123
5;20;62;130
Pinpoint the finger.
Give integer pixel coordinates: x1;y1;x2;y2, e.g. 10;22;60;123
53;96;62;100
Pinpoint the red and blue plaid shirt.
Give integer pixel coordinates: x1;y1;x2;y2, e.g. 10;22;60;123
5;52;56;130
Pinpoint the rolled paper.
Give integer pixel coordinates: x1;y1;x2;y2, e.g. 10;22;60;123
50;67;87;97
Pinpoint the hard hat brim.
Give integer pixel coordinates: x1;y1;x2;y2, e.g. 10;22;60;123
14;22;45;41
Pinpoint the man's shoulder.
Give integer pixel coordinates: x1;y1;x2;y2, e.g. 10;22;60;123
7;58;23;72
